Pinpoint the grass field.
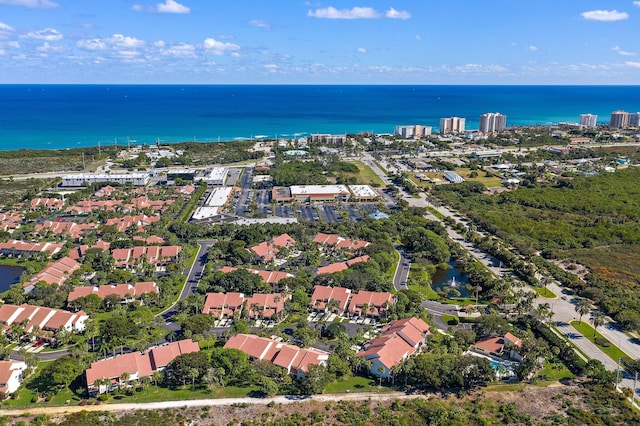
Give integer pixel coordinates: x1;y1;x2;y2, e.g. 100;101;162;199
324;375;394;393
535;360;576;382
408;168;502;188
532;286;557;298
571;320;629;361
344;161;385;187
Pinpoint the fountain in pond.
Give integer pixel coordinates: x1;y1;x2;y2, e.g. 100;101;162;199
450;276;456;287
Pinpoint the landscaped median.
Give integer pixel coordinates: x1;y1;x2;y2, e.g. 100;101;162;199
570;320;629;362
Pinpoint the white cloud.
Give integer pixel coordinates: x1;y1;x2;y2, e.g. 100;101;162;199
626;61;640;68
107;34;145;49
357;47;367;53
415;35;422;41
613;46;636;56
385;8;411;20
203;38;240;55
308;6;379;19
36;42;64;53
22;28;63;41
634;1;640;6
250;20;271;29
528;46;539;51
0;22;15;39
581;10;629;21
161;43;196;58
0;0;59;9
133;0;190;14
76;38;107;51
157;0;190;14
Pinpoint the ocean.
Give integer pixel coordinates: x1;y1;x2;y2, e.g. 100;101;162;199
0;85;638;151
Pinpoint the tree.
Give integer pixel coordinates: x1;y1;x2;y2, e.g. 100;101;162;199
575;298;590;324
181;314;215;335
210;348;252;386
259;377;279;397
589;311;606;337
37;356;83;393
165;351;210;388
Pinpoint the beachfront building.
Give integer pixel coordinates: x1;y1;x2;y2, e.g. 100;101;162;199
224;334;329;378
630;112;640;127
0;360;28;395
61;173;150;187
359;317;430;381
610;110;630;129
579;114;598;128
310;134;346;145
85;339;200;395
395;125;432;138
196;167;228;186
479;112;507;133
439;117;465;134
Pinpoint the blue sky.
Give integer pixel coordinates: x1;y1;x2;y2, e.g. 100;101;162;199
0;0;639;84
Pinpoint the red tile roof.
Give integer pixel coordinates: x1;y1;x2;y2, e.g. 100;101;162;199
68;282;159;302
244;293;290;319
203;292;245;318
27;256;81;287
310;285;352;312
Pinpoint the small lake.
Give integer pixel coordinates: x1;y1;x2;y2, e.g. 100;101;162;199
0;264;25;293
431;260;470;297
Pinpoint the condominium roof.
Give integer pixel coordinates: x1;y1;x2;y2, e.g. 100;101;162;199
68;282;159;302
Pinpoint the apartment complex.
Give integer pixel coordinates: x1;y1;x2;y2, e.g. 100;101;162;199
394;125;432;138
610;110;630;129
479;112;507;133
579;113;598;128
439;117;465;134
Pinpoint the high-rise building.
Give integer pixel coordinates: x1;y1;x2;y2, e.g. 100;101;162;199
479;113;507;133
439;117;465;134
579;114;598;128
395;125;432;138
610;110;630;129
629;112;640;127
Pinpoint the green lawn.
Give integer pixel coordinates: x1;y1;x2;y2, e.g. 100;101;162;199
535;360;576;382
324;375;394;393
571;320;629;361
372;160;388;175
344;161;385;187
532;286;557;298
440;314;459;326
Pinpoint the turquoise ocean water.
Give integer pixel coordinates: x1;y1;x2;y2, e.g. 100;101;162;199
0;85;638;151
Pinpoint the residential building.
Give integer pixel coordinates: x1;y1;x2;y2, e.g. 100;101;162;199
310;134;346;145
0;360;27;395
249;233;296;263
111;245;182;269
312;233;370;252
579;113;598;128
224;334;329;378
34;220;96;239
610;110;630;129
106;214;160;233
0;303;88;334
202;292;245;319
217;266;293;286
25;256;81;292
0;239;64;257
630;112;640;127
348;290;395;318
479;112;507;133
67;282;159;304
359;317;430;380
395;125;432;138
316;255;370;276
310;285;352;314
29;197;64;211
439;117;465;134
85;339;200;395
61;172;150;187
68;240;111;260
244;293;290;320
472;332;522;361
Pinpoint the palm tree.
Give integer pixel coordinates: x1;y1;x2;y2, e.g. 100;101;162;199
589;311;606;337
575;298;590;324
273;295;281;320
377;366;386;386
250;302;262;321
120;372;130;389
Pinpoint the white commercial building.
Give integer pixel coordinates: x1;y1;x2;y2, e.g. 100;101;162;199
197;167;228;185
61;173;150;187
348;185;380;201
191;186;234;220
290;185;351;202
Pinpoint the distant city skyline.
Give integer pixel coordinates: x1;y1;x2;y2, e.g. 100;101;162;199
0;1;639;84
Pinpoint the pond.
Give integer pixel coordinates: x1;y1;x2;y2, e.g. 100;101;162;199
431;260;470;297
0;264;25;293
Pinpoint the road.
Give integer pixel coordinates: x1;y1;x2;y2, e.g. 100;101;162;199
0;391;420;416
159;239;216;327
235;166;254;216
392;246;411;291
